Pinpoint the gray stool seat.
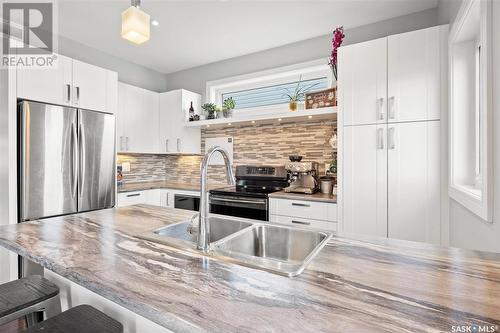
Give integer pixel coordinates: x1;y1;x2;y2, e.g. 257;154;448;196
22;304;123;333
0;275;60;325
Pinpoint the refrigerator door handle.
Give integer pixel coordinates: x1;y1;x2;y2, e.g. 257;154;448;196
79;122;86;198
21;102;30;220
71;122;78;197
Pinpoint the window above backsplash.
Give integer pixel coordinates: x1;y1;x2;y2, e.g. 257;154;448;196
207;59;332;117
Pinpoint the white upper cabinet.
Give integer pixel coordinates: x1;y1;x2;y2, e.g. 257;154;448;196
159;89;201;154
72;59;108;112
342;124;388;237
338;38;387;126
117;82;159;153
16;55;117;114
17;55;72;106
387;120;441;244
388;26;447;123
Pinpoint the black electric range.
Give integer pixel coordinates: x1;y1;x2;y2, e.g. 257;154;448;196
209;166;288;221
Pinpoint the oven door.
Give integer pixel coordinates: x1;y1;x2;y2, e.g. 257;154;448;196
209;194;268;221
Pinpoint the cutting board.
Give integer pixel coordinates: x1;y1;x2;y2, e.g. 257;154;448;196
205;137;234;166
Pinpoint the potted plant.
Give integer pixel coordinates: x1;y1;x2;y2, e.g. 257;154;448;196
201;103;217;120
215;106;223;119
222;97;236;118
283;75;319;112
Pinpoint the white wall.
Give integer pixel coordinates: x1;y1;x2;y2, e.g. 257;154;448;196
58;35;167;92
165;8;440;97
448;0;500;252
0;68;10;283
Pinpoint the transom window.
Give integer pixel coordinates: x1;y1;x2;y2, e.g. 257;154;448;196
206;60;332;116
221;77;328;110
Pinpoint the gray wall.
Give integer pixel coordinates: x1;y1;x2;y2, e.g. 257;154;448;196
58;35;167;92
165;8;440;97
438;0;464;25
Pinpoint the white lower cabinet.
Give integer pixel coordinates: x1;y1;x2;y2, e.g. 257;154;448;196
269;198;337;231
117;188;199;209
117;190;162;207
342;124;388;237
270;215;337;232
387;121;441;244
116;191;148;207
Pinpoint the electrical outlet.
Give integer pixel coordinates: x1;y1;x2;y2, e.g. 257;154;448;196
122;162;131;172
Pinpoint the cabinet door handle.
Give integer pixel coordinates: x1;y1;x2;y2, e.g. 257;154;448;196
177;138;181;152
389;96;395;120
292;202;310;207
119;136;123;151
66;84;71;103
292;220;311;226
126;193;141;197
165;139;169;152
388;127;396;150
126;136;129;151
377;97;384;120
377;128;384;150
166;193;169;206
75;86;80;104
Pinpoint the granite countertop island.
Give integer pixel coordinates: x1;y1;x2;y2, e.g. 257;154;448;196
0;205;499;332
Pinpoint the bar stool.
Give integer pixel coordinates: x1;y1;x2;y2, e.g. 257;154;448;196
0;275;61;326
22;304;123;333
0;275;123;332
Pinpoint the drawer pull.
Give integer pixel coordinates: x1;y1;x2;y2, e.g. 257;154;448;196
126;193;141;197
292;220;311;225
291;203;310;207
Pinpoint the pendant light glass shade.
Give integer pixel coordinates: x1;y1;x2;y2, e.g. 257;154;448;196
121;6;150;45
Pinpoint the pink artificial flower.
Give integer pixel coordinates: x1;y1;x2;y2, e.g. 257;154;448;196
328;26;345;80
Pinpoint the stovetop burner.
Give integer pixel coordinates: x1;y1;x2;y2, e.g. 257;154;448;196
209;165;288;199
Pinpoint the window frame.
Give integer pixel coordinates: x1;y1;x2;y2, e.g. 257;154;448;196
449;0;493;222
206;59;333;117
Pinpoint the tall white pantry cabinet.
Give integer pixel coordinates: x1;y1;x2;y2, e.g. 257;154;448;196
338;25;448;245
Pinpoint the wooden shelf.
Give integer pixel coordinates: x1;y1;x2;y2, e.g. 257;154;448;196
185;107;337;129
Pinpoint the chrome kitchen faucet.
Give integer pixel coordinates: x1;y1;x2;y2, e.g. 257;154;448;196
198;146;235;252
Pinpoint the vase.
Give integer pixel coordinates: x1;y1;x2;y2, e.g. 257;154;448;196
288;101;298;112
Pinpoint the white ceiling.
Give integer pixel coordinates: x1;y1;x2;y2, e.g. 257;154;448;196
58;0;438;74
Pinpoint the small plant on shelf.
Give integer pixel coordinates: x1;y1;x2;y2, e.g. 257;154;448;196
202;103;217;120
283;75;319;112
222;97;236;118
215;106;223;119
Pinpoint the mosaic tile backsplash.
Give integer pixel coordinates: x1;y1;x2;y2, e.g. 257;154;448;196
117;154;167;183
118;120;336;185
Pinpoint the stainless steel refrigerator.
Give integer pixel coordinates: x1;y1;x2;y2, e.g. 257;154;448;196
19;100;116;222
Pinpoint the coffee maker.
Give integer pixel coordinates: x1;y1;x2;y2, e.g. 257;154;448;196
284;161;320;194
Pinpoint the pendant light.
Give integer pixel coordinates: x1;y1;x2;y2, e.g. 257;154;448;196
121;0;150;45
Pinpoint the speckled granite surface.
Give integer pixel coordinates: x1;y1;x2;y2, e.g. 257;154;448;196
0;205;499;332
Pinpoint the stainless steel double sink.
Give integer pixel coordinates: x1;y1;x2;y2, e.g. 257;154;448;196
139;215;332;277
